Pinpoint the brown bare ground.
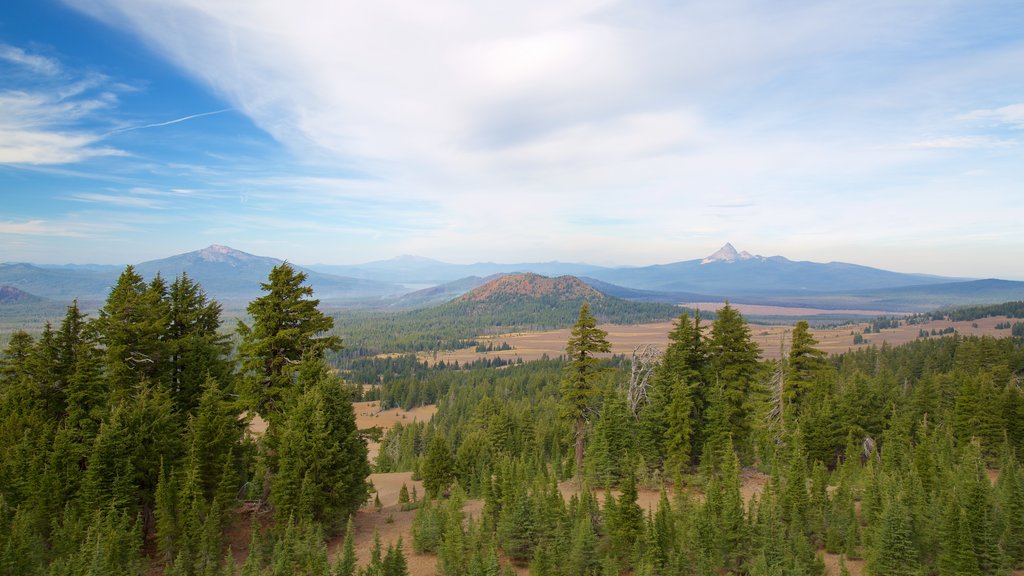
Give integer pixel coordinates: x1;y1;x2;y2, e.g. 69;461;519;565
353;401;438;464
419;314;1016;366
821;551;865;576
326;471;507;576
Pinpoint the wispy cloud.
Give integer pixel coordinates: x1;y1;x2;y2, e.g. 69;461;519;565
0;218;116;238
0;44;60;75
898;136;1014;150
960;103;1024;129
69;192;166;209
103;108;232;136
0;53;124;164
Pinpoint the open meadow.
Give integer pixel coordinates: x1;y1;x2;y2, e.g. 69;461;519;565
419;308;1015;366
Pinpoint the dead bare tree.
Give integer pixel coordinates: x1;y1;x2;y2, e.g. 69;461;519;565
765;331;788;439
627;344;661;418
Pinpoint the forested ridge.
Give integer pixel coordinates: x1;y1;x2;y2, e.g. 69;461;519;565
3;264;1024;575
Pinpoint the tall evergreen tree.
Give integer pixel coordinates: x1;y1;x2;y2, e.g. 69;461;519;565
707;303;761;461
785;320;827;417
165;273;231;414
270;357;369;533
94;267;170;395
561;303;611;480
237;263;341;426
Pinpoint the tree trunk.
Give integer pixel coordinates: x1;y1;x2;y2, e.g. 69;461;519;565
575;417;585;481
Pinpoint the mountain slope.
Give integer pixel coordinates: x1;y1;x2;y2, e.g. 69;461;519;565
135;245;401;302
588;243;960;294
388;275;495;309
0;286;45;305
0;263;118;302
436;273;684;326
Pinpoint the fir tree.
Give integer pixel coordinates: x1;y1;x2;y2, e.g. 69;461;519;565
707;303;761;461
785;320;827;416
271;358;370;533
561;303;611;480
237;263;341;426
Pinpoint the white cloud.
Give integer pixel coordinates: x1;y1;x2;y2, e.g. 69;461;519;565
0;58;124;164
0;44;60;75
69;192;166;208
0;130;120;164
0;219;101;238
897;136;1014;150
960;103;1024;129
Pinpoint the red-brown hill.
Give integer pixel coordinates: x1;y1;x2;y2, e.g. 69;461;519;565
455;273;603;304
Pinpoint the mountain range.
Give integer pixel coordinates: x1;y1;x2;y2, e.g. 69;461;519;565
3;242;1023;314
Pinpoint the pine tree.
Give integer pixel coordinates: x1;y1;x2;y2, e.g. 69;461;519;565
186;377;243;502
94;266;169;395
605;472;644;566
561;303;611;480
422;432;454;498
237;263;341;426
383;538;409;576
707;303;761;461
785;320;827;416
867;484;918;576
165;273;231;414
271;358;370;533
335;517;357;576
0;330;34;385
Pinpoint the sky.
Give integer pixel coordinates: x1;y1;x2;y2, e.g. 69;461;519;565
1;0;1023;278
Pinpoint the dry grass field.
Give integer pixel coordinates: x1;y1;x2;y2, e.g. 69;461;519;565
354;401;438;463
418;309;1015;366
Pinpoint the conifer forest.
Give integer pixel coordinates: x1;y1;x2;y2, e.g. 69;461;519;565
3;265;1024;576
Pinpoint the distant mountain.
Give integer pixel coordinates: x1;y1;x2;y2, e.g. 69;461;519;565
579;277;715;304
135;245;402;303
700;242;761;264
0;263;117;302
387;275;496;309
588;243;959;295
845;279;1024;312
0;286;45;305
307;255;608;285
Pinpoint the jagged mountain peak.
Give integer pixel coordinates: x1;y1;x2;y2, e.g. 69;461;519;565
701;243;761;264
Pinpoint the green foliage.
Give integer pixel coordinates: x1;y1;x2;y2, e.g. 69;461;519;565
238;263;341;425
421;432;454;498
785;320;827;416
271;358;369;533
562;303;611;478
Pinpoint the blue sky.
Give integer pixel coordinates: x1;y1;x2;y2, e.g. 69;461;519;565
1;0;1023;278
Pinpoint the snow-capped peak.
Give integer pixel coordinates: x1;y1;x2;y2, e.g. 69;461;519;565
701;243;760;264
